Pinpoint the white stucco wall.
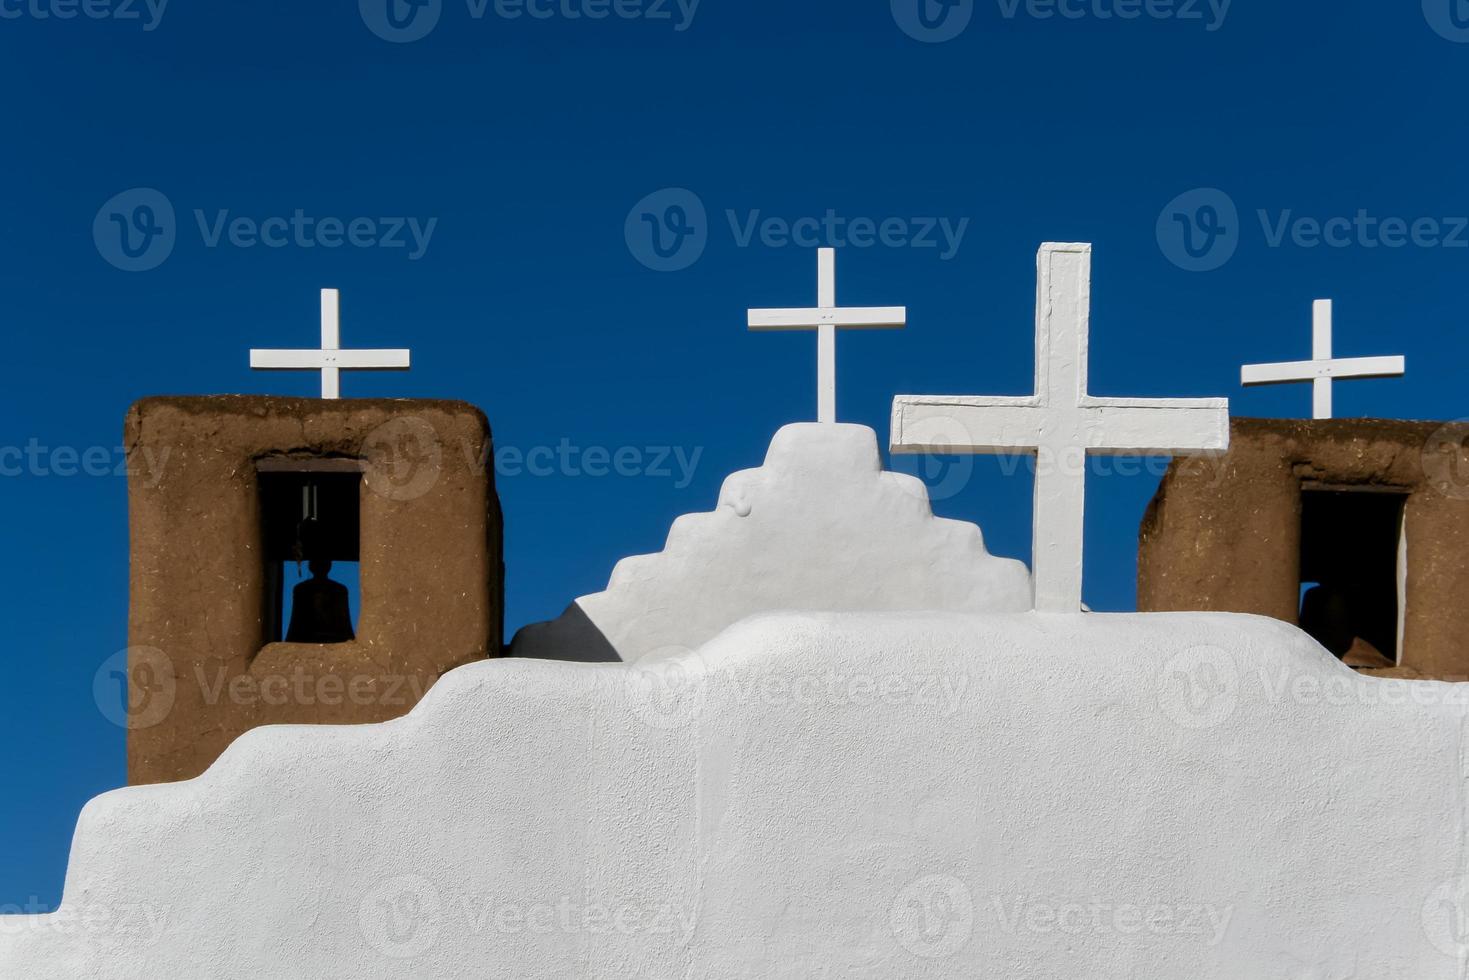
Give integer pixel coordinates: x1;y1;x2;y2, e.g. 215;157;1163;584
4;611;1469;978
511;423;1034;661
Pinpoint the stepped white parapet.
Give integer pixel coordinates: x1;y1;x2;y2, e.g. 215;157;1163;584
3;611;1467;977
511;422;1034;661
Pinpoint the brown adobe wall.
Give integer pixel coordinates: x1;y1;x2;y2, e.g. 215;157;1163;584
125;396;503;784
1139;417;1469;679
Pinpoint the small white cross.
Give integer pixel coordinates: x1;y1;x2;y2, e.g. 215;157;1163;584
1240;299;1405;419
748;248;906;423
249;288;411;399
890;243;1230;613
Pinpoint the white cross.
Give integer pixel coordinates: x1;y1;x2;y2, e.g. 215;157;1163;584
249;288;411;399
1240;299;1405;420
890;243;1230;613
748;248;906;423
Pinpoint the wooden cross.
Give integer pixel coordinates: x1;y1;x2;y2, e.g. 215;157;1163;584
748;248;906;423
890;243;1230;613
1240;300;1405;420
249;289;411;399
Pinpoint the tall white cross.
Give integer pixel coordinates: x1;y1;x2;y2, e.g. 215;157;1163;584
249;288;411;399
1240;300;1405;420
890;243;1230;613
748;248;906;423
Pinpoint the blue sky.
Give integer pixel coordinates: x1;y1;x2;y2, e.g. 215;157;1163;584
1;0;1464;909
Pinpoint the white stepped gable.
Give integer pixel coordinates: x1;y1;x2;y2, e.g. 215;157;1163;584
4;613;1467;977
511;422;1034;661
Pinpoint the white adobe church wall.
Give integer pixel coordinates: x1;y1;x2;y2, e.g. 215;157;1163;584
3;610;1468;977
510;422;1035;662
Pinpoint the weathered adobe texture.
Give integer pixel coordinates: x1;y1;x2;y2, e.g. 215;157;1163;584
1139;417;1469;680
125;396;503;785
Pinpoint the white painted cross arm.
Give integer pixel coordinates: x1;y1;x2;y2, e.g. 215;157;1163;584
891;396;1229;457
249;349;413;370
1241;356;1405;385
747;306;908;330
249;288;411;399
747;248;906;424
1240;299;1404;420
890;242;1229;614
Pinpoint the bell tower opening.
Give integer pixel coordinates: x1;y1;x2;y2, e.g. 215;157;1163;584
258;460;362;646
1297;486;1408;669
